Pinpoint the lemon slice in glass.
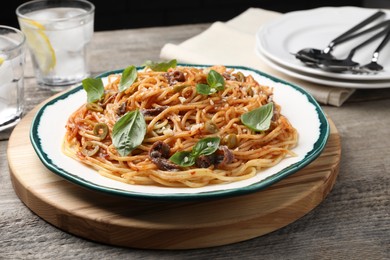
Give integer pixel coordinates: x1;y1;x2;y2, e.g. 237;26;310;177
19;19;56;73
0;56;4;67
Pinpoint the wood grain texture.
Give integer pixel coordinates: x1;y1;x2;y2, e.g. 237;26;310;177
8;101;340;249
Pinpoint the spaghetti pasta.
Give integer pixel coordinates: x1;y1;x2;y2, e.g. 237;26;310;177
63;64;298;188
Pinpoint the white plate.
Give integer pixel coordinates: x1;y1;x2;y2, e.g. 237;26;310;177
256;45;390;89
256;6;390;82
30;65;329;201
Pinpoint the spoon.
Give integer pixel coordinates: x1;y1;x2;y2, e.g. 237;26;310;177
293;10;386;64
318;26;390;72
360;26;390;72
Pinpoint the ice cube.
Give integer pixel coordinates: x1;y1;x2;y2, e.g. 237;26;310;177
49;20;93;51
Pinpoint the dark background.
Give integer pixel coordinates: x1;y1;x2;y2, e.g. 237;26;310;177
2;0;387;31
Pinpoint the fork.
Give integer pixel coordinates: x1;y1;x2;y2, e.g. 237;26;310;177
359;25;390;72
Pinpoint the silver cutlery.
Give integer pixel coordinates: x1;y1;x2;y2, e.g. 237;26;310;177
318;25;390;73
296;20;390;69
293;10;386;64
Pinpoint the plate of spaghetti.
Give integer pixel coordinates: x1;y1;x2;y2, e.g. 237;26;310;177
30;62;329;200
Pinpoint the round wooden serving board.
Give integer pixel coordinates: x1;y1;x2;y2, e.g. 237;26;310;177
7;102;341;250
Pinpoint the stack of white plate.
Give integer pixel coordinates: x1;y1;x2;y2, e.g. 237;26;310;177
255;6;390;89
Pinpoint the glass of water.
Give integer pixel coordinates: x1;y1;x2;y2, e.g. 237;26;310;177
16;0;94;91
0;25;26;131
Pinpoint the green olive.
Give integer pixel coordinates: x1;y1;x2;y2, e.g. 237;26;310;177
93;123;109;140
205;121;219;133
234;72;245;82
246;87;254;97
173;84;189;93
223;134;238;149
86;102;103;112
81;141;99;156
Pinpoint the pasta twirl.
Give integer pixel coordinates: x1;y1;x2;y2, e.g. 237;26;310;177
63;65;298;188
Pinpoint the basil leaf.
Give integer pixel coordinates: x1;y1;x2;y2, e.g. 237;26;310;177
169;137;220;167
196;70;225;95
192;137;220;157
143;59;177;72
241;102;274;132
112;109;146;156
82;78;104;103
169;151;195;167
196;83;211;95
119;65;137;92
207;70;225;90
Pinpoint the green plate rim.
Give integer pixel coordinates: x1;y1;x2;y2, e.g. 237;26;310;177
30;64;330;201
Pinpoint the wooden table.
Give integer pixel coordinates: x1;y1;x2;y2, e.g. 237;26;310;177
1;23;389;259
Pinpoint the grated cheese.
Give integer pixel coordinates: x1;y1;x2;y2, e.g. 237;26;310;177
178;97;186;104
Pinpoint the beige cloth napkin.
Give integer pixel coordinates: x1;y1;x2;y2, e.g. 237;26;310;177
160;8;356;106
